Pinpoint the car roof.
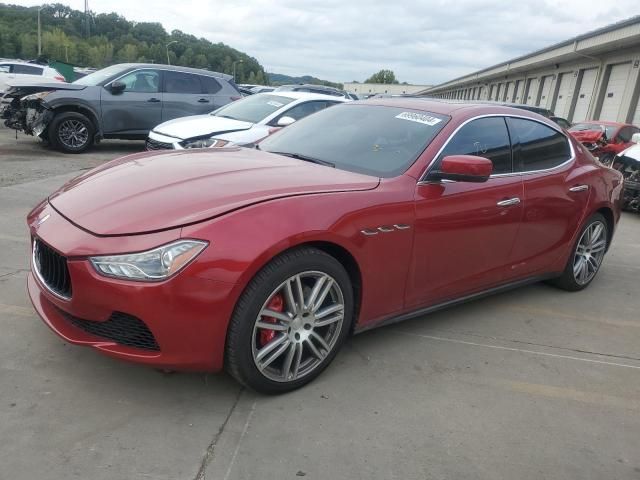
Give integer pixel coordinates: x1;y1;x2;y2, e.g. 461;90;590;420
354;97;557;119
260;91;349;102
111;63;232;80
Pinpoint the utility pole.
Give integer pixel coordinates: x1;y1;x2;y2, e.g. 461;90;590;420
165;41;178;65
84;0;90;37
37;6;44;56
233;59;243;82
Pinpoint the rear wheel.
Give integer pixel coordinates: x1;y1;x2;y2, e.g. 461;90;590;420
48;112;94;154
550;213;608;291
225;247;353;394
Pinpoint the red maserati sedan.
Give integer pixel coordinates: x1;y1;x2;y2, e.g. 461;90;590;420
27;99;624;393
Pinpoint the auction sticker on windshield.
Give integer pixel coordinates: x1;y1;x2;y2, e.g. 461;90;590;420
395;111;442;126
267;101;284;108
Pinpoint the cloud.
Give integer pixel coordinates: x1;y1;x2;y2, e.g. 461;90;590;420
14;0;639;84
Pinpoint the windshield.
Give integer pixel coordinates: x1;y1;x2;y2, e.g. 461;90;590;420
211;94;294;123
570;123;616;139
260;104;449;177
73;64;129;86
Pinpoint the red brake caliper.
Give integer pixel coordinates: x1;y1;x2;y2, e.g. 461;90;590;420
259;294;284;347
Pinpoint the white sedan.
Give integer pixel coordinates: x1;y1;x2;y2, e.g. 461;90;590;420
146;91;348;150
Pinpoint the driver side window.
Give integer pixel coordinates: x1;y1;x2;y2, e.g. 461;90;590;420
438;117;512;174
118;70;160;93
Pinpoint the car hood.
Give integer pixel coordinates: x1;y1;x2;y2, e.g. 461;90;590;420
49;148;380;236
569;130;605;143
4;80;85;94
153;115;254;140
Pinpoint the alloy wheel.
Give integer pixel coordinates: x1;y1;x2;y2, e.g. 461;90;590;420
58;119;89;149
251;271;345;383
573;220;607;285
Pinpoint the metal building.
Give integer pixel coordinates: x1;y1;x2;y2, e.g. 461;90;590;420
419;16;640;124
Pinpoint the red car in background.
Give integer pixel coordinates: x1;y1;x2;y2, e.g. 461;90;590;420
27;99;623;393
569;121;640;165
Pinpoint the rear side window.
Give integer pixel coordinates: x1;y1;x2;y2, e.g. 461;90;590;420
507;118;571;171
200;75;222;94
13;64;43;75
438;117;512;174
164;71;202;94
618;127;634;143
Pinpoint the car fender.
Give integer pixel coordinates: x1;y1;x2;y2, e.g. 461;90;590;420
180;178;417;327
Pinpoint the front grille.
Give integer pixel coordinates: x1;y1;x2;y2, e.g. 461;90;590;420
58;308;160;351
33;239;72;299
146;137;174;150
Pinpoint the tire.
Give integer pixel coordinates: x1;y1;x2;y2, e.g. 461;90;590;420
48;111;94;154
225;247;354;394
550;213;608;292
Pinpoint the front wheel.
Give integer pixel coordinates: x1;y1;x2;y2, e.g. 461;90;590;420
225;247;354;394
48;112;94;154
550;213;608;291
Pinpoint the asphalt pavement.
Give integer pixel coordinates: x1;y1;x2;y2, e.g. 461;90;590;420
1;125;639;480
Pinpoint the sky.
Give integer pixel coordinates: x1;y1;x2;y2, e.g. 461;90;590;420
12;0;640;85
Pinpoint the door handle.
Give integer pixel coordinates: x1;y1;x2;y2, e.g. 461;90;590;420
147;98;161;103
496;197;521;207
569;185;589;192
197;98;210;103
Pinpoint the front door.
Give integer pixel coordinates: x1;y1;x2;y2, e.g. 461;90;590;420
407;116;523;308
101;69;162;135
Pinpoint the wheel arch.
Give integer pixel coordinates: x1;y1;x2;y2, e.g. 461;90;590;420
50;104;101;135
595;206;615;251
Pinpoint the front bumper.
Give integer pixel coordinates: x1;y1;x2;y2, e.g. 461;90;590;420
146;130;183;150
27;205;237;372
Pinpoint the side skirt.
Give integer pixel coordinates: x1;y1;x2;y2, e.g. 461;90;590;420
354;273;560;334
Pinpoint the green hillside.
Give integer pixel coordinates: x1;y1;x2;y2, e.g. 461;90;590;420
0;2;268;84
268;72;343;90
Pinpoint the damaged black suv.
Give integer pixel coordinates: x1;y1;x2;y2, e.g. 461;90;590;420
0;63;240;153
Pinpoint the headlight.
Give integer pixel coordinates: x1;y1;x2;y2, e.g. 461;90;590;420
22;91;52;102
90;240;208;281
180;137;229;149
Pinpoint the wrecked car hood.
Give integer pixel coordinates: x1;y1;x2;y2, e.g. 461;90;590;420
569;130;605;143
3;80;84;94
153;115;254;140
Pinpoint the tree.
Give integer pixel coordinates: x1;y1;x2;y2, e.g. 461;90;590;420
365;69;399;84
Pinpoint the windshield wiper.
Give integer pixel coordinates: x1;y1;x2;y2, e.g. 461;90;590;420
270;151;335;168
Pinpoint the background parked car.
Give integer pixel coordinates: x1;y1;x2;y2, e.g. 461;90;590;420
568;121;640;165
275;83;351;99
0;63;241;153
146;91;347;150
0;59;65;93
250;86;275;94
612;134;640;212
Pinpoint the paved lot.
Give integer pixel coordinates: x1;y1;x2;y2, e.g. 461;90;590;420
1;125;639;480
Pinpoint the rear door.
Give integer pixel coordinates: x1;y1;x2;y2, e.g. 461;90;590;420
161;71;211;121
101;68;162;135
505;117;587;279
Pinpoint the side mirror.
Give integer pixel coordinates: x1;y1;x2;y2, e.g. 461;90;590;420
632;133;640;144
428;155;493;183
276;116;296;127
110;80;126;94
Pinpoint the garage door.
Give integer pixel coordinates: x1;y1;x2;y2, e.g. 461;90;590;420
632;94;640;126
599;63;631;121
496;83;504;101
504;82;514;102
525;78;539;105
537;75;554;108
552;72;572;117
572;68;598;122
513;80;524;103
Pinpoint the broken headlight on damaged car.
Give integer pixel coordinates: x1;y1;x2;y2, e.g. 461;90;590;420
180;137;230;149
90;240;208;281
